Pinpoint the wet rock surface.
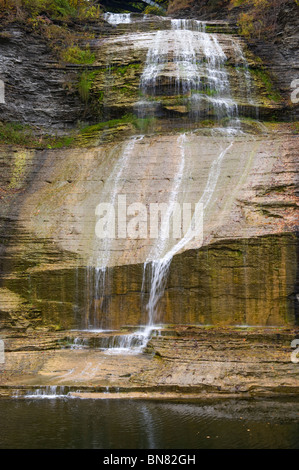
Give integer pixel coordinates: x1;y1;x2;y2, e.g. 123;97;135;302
0;12;298;400
0;125;297;331
0;326;298;398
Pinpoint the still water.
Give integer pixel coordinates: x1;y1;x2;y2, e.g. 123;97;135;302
0;397;298;449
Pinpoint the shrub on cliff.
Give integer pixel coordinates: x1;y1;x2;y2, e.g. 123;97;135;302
144;5;166;15
61;44;95;64
167;0;229;15
0;0;101;22
230;0;296;39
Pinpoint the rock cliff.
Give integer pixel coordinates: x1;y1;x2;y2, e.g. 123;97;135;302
0;8;298;398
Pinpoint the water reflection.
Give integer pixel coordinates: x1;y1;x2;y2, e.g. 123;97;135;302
0;398;298;449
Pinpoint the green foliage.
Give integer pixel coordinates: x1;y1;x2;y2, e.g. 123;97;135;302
0;0;101;21
46;0;77;18
0;121;33;145
234;0;297;39
45;135;74;148
61;45;95;64
77;71;96;102
229;0;247;6
144;5;166;15
0;121;74;148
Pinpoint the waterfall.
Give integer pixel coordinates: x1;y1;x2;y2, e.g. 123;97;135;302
143;139;234;335
76;14;255;353
135;19;240;346
104;13;132;25
101;132;187;353
144;133;187;329
102;135;234;353
25;386;69;399
137;18;240;125
171;19;206;32
86;136;143;329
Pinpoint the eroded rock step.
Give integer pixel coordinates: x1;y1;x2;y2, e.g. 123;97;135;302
1;326;298;399
102;14;237;35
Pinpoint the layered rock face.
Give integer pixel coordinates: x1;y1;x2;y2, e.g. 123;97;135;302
168;0;299;119
0;27;83;131
89;16;285;121
0;11;298;398
1;14;298;334
1;326;298;398
1;131;297;331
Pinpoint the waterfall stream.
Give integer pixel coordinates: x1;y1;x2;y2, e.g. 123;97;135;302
73;12;256;353
104;13;132;25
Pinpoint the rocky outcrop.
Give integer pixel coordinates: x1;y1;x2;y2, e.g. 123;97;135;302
0;15;290;132
0;26;83;131
0;11;298;400
0;124;298;331
0;326;298;398
168;0;299;118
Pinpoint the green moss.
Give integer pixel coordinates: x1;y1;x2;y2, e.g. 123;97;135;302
74;114;157;146
8;150;30;189
82;63;142;111
114;63;142;76
0;121;74;148
79;114;156;135
191;88;219;97
61;45;95;64
198;119;216;127
251;68;282;102
77;71;97;103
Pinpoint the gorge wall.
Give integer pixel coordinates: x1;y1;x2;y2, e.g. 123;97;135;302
0;5;298;398
0;13;298;335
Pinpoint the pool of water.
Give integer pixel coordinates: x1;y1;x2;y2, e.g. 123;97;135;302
0;397;298;449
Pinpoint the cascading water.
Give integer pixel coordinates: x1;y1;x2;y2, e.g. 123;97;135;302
76;14;255;354
142;139;234;341
138;18;240;127
25;386;69;399
142;133;187;333
85;136;143;330
104;13;132;25
121;19;242;350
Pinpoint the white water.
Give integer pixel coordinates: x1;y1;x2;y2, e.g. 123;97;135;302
104;13;132;25
144;133;187;326
104;135;234;353
103;133;188;353
111;18;240;352
79;14;254;353
138;19;240;125
86;136;143;329
143;139;234;337
25;386;70;399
